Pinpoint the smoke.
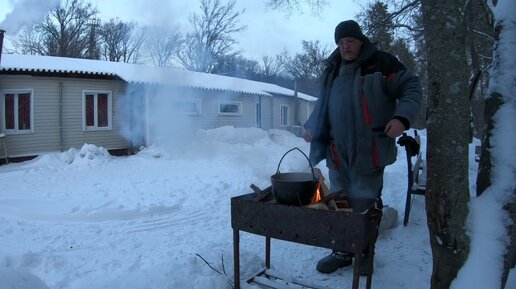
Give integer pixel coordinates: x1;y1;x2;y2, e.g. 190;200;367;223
0;0;60;35
130;1;192;29
117;84;147;148
117;83;201;152
146;86;202;147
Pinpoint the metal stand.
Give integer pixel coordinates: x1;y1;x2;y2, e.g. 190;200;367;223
398;132;425;225
231;193;381;289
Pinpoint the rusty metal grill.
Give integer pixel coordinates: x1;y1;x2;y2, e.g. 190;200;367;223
231;189;382;289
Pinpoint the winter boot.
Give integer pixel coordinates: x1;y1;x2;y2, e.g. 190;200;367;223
316;251;353;274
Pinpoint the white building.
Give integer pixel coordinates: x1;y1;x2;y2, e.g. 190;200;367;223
0;54;316;162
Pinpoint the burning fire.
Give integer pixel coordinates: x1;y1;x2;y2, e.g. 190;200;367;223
312;183;322;203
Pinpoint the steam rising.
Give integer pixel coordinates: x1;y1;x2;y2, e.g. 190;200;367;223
0;0;60;35
117;84;200;151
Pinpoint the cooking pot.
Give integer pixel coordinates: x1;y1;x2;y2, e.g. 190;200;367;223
271;147;319;206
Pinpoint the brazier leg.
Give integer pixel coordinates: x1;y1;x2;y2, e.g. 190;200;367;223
265;236;271;268
233;229;240;289
352;251;361;289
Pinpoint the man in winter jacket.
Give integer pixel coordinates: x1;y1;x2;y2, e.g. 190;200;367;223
303;20;422;274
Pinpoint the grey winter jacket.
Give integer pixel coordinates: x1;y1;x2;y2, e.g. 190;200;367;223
304;40;422;170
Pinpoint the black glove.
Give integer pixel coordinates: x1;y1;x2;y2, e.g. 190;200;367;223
397;135;420;157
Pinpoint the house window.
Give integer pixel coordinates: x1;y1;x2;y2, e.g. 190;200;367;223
2;90;33;133
175;99;201;115
218;101;242;115
83;91;112;130
280;105;290;126
256;102;261;128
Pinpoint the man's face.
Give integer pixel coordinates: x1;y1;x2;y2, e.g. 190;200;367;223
337;37;363;61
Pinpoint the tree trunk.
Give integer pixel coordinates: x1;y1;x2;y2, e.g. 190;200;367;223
478;91;515;289
477;13;516;288
421;1;471;288
476;92;502;196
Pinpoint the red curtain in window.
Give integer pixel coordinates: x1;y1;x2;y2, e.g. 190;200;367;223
86;95;94;126
5;94;14;129
97;94;108;127
18;93;31;130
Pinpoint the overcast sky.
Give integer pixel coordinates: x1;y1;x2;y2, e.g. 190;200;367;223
0;0;362;60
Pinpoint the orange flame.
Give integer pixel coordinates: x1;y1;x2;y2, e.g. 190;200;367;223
312;183;322;203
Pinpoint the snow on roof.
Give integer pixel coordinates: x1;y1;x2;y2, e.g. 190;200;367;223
0;54;317;101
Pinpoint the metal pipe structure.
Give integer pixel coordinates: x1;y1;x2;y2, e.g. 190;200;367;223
0;29;5;66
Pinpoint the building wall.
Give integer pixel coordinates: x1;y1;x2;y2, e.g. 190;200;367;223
0;74;315;159
198;90;258;129
0;74;128;158
259;95;273;130
144;86;263;145
59;77;128;150
296;99;315;126
1;75;60;157
271;95;295;129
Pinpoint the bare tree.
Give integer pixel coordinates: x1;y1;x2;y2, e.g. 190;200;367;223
281;40;328;80
35;0;98;58
279;40;329;96
265;0;328;15
100;18;128;61
177;0;246;73
126;27;147;64
99;18;145;63
421;1;471;288
146;27;182;67
213;55;260;79
13;26;46;55
260;55;283;78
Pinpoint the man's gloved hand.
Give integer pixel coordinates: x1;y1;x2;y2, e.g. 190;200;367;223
397;134;420;157
303;128;313;143
384;118;406;138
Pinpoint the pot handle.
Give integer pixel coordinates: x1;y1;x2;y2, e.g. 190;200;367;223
276;147;317;182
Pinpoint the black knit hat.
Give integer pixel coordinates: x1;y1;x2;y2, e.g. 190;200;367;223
334;20;365;43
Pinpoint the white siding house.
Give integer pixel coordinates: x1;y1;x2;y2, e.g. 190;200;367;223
0;54;316;163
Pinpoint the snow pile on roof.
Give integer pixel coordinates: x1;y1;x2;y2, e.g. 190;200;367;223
1;54;316;101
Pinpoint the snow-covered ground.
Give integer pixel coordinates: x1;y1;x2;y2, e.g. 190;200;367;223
0;127;513;289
